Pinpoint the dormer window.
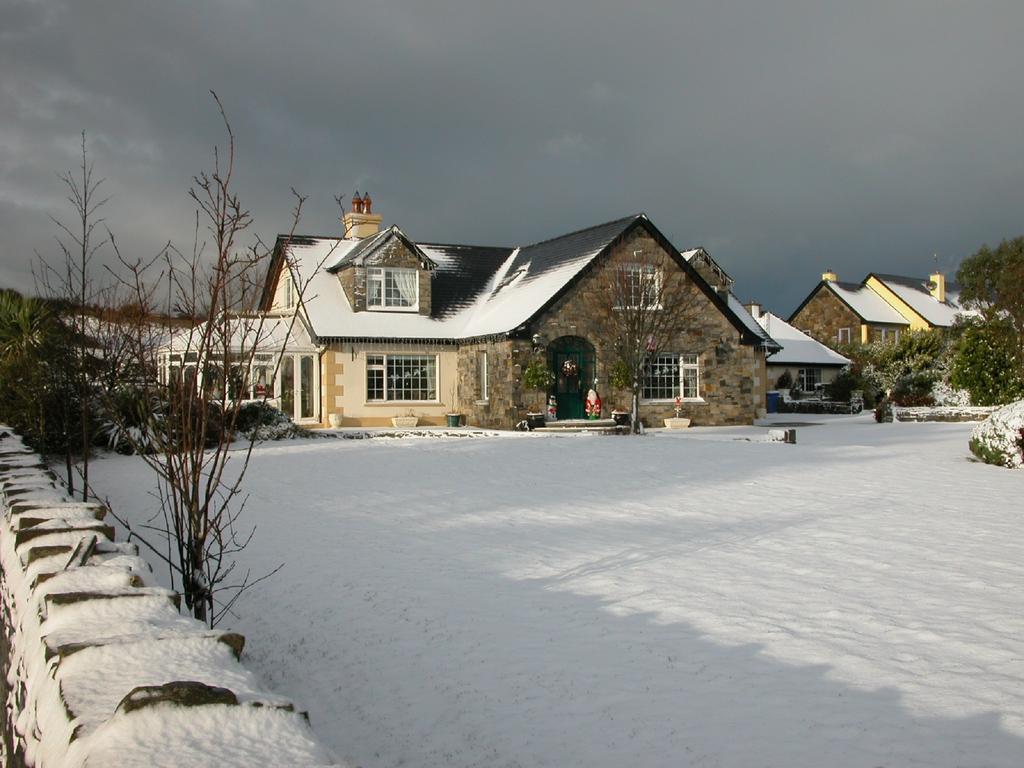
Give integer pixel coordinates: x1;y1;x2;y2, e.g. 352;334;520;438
367;267;419;311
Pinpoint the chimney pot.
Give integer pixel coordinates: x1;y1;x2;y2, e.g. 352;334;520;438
352;192;363;213
363;192;372;214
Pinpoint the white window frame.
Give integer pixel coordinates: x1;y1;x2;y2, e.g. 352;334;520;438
477;350;489;402
837;327;851;344
366;353;438;402
798;367;822;392
367;267;419;312
616;263;663;310
277;352;320;422
641;353;702;402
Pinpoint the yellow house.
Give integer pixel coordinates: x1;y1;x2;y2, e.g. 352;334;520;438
789;269;970;347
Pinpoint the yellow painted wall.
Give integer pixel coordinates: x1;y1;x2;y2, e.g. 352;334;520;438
320;342;459;427
864;276;930;330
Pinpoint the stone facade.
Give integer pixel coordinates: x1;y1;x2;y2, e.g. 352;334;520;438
458;229;765;428
792;285;906;346
337;237;432;316
457;339;523;429
790;286;862;347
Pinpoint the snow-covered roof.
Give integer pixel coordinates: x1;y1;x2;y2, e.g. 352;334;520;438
757;312;851;367
287;215;643;341
727;294;780;351
165;316;316;355
869;273;972;328
272;214;768;346
825;281;910;325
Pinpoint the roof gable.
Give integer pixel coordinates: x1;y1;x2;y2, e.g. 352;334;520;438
867;273;967;327
789;280;910;326
326;226;437;272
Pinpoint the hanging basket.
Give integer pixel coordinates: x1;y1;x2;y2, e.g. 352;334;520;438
561;358;579;378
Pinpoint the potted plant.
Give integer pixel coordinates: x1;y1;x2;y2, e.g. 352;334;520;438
522;357;555;428
391;409;419;428
328;412;343;428
445;382;463;428
664;396;691;429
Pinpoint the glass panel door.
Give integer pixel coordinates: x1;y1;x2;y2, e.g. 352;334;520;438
280;356;295;417
299;355;315;419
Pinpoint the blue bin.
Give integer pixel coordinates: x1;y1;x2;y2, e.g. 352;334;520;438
766;391;780;413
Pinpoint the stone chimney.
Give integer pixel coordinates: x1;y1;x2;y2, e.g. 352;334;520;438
745;301;763;319
929;271;946;302
343;190;383;239
822;269;838;282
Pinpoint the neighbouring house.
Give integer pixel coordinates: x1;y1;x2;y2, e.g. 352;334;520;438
747;305;851;392
175;199;780;429
789;269;971;347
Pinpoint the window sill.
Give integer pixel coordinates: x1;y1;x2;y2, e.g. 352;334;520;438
475;399;489;406
641;398;707;405
366;306;420;313
364;401;441;407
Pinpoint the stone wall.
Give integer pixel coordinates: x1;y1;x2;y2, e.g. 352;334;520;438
0;428;336;766
456;339;524;429
462;229;764;428
790;286;861;347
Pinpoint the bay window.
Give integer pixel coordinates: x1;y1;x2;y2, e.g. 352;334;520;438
642;353;701;401
366;354;437;401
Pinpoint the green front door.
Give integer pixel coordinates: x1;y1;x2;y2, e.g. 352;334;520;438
549;336;595;420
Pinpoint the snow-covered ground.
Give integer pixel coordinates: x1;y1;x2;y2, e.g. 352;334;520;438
90;415;1024;768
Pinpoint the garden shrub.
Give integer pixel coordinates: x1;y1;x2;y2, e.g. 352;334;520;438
232;401;310;441
775;370;793;390
969;399;1024;468
95;387;164;455
950;319;1024;406
891;372;937;407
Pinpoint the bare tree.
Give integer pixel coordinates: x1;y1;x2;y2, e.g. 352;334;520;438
106;93;344;626
34;132;110;498
592;246;700;433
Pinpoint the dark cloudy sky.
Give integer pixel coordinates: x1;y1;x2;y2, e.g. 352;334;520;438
3;1;1023;314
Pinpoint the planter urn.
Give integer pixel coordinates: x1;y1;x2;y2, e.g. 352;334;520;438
391;416;419;428
664;417;691;429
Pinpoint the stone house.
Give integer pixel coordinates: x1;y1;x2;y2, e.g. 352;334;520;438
789;269;971;347
748;306;851;392
249;199;777;429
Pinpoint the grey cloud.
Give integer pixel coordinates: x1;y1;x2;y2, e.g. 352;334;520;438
2;0;1023;314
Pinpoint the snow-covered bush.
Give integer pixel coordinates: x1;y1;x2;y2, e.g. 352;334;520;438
931;380;972;407
234;401;311;441
969;399;1024;469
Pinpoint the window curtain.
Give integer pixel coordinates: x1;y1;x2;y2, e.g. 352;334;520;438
394;270;418;306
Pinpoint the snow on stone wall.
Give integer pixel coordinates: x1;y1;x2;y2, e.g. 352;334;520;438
894;406;998;423
0;427;338;767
